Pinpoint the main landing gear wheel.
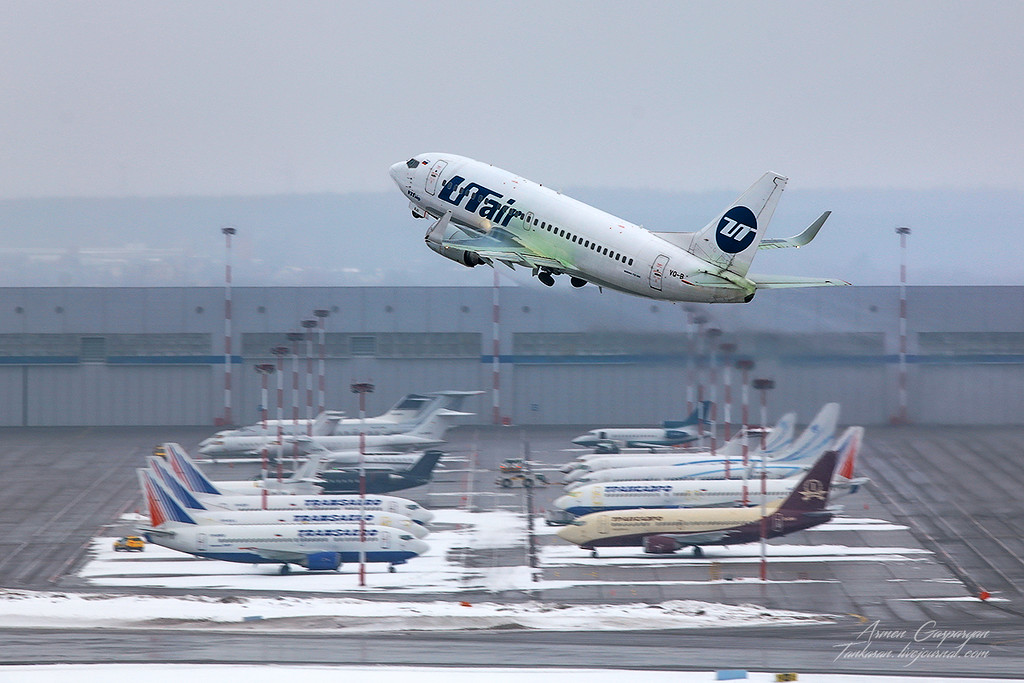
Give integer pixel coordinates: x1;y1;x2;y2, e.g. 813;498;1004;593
538;271;555;287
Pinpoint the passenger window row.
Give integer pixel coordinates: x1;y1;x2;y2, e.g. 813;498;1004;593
531;217;634;266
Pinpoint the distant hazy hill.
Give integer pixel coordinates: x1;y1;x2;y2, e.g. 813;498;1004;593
0;188;1020;287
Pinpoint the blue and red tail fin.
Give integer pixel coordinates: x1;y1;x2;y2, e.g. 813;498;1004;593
147;456;209;510
137;468;197;526
163;442;222;495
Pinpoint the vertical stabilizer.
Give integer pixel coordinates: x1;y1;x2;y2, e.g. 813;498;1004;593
687;172;787;275
137;468;197;526
164;442;222;495
776;450;838;513
148;456;209;510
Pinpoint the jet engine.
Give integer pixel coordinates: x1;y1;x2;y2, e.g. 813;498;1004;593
642;535;681;554
302;551;343;570
425;239;484;267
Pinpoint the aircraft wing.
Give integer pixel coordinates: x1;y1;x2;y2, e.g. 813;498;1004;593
253;548;310;563
747;274;851;289
662;530;732;545
446;235;568;271
759;211;831;249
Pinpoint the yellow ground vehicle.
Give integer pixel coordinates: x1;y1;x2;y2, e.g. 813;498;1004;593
113;536;145;552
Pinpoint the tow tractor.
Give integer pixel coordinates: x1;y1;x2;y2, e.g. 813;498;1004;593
496;458;548;488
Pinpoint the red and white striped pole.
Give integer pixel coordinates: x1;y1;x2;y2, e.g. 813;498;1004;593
753;378;775;582
706;328;721;473
255;363;275;496
272;345;289;487
287;331;304;471
351;382;375;587
720;343;736;442
693;314;708;448
737;360;754;508
302;319;317;434
894;226;912;424
314;309;330;414
221;226;236;426
492;268;501;425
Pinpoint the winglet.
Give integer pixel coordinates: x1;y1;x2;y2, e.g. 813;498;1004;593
759;211;831;249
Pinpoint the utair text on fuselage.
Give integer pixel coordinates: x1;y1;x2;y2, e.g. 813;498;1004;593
389;154;845;304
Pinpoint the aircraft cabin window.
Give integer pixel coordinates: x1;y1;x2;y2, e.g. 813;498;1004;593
541;221;547;230
406;159;420;169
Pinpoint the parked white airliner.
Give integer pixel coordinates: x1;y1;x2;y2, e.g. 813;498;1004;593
390;154;847;303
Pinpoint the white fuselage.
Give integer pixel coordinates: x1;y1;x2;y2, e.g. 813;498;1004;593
163;509;429;539
555;474;858;516
191;492;434;524
391;154;751;303
570;428;697;449
146;522;429;568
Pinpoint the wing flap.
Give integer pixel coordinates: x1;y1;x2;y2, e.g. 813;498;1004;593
749;274;851;289
663;530;731;545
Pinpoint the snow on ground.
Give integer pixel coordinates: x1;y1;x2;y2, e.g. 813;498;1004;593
0;588;832;631
7;508;967;633
0;667;1015;683
0;665;1016;683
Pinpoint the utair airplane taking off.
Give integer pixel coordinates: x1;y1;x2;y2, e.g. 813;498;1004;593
390;154;848;303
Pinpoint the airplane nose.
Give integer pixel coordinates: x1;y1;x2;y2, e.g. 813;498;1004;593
389;161;407;187
411;539;430;556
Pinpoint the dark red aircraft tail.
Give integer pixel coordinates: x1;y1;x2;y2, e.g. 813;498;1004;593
776;450;838;513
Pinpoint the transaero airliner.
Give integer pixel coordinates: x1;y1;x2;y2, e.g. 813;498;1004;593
390;154;848;303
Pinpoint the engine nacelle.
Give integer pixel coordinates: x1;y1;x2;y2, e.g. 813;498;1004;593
643;535;682;554
426;240;484;268
303;551;343;570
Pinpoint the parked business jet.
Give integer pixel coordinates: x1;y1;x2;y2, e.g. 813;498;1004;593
144;459;429;539
199;397;472;457
139;470;429;574
569;402;709;453
390;154;847;303
199;391;480;449
556;450;839;557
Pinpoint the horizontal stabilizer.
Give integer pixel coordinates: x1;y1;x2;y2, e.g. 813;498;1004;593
748;274;851;289
759;211;831;249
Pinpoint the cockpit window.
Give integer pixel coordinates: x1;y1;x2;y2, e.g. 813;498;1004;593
406;158;420;169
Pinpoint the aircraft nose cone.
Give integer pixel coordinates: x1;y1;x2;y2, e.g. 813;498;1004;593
570;435;589;445
389;161;407;187
553;495;572;510
411;539;430;556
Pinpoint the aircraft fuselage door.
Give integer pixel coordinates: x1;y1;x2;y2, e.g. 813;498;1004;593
597;515;610;535
197;533;207;551
650;254;669;291
425;160;447;196
524;211;534;231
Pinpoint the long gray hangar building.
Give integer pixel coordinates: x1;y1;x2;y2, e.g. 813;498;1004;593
0;285;1021;426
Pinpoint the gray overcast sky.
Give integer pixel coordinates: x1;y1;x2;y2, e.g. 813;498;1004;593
1;0;1022;199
